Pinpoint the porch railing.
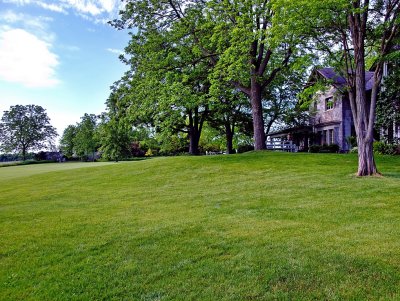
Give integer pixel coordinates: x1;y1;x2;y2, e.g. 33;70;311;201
266;140;298;152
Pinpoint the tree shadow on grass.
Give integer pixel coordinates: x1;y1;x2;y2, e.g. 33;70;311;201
382;172;400;179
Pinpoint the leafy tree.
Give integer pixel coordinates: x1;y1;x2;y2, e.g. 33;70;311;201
113;0;308;152
97;112;133;162
263;69;309;134
376;60;400;142
205;0;308;150
280;0;400;175
73;114;99;161
59;125;77;159
207;88;253;154
112;3;212;155
0;104;57;160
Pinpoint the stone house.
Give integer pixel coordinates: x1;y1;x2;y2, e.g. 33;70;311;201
308;68;377;152
267;68;376;152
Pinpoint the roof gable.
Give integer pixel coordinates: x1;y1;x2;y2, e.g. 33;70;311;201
312;67;374;91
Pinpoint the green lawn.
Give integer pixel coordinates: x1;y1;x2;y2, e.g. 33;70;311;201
0;152;399;300
0;161;116;180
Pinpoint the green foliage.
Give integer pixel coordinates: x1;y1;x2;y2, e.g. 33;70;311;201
376;61;400;140
0;104;57;160
350;147;358;154
73;114;99;161
309;144;339;153
199;124;225;152
346;136;357;148
97;114;133;162
373;141;399;155
309;144;322;153
59;125;77;159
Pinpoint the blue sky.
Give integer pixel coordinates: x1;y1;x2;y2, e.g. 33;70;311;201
0;0;131;139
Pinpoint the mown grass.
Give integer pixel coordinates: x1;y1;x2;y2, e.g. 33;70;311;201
0;152;399;300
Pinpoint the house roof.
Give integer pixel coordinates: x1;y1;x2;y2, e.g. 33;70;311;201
315;67;375;91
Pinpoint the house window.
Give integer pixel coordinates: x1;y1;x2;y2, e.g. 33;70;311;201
325;97;334;110
322;130;327;144
329;129;334;144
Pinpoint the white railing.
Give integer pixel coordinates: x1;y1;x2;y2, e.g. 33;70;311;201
266;140;298;152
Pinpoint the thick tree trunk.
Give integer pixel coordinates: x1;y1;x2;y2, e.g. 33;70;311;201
188;108;205;155
189;132;200;155
250;77;266;150
346;11;379;176
349;91;378;176
356;136;377;176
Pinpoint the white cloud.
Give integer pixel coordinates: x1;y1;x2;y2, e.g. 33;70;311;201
37;2;67;14
0;28;60;87
106;48;123;55
0;10;55;42
62;0;102;16
3;0;122;22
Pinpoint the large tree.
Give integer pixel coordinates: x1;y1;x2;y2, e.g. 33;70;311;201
206;0;302;150
113;0;305;151
0;104;57;160
112;2;212;155
73;114;99;161
97;101;134;161
281;0;400;176
59;125;77;159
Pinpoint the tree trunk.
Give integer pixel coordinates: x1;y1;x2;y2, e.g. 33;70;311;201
349;90;378;176
250;77;266;150
356;135;377;176
188;108;202;155
225;123;234;154
347;11;378;176
22;147;26;161
188;130;200;155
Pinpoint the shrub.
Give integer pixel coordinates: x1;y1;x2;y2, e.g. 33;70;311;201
309;144;339;153
373;141;398;155
145;148;153;157
309;144;321;153
350;147;358;154
237;145;254;153
327;144;340;153
346;136;357;148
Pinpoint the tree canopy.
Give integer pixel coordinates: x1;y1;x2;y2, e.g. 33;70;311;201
0;104;58;160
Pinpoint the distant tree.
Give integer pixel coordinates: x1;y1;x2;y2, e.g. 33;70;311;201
59;125;77;159
73;114;99;161
97;113;133;162
0;104;57;160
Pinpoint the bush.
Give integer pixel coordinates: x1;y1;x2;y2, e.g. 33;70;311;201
327;144;340;153
309;145;321;153
373;141;398;155
237;145;254;153
309;144;339;153
350;147;358;154
346;136;357;148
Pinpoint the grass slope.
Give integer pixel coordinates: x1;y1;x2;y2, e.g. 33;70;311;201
0;162;116;181
0;152;399;300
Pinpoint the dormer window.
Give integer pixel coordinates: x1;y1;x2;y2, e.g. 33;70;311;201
325;97;334;110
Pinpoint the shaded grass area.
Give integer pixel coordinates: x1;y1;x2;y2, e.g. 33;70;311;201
0;152;399;300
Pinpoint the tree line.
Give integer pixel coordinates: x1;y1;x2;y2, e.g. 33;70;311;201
101;0;399;176
1;1;399;176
